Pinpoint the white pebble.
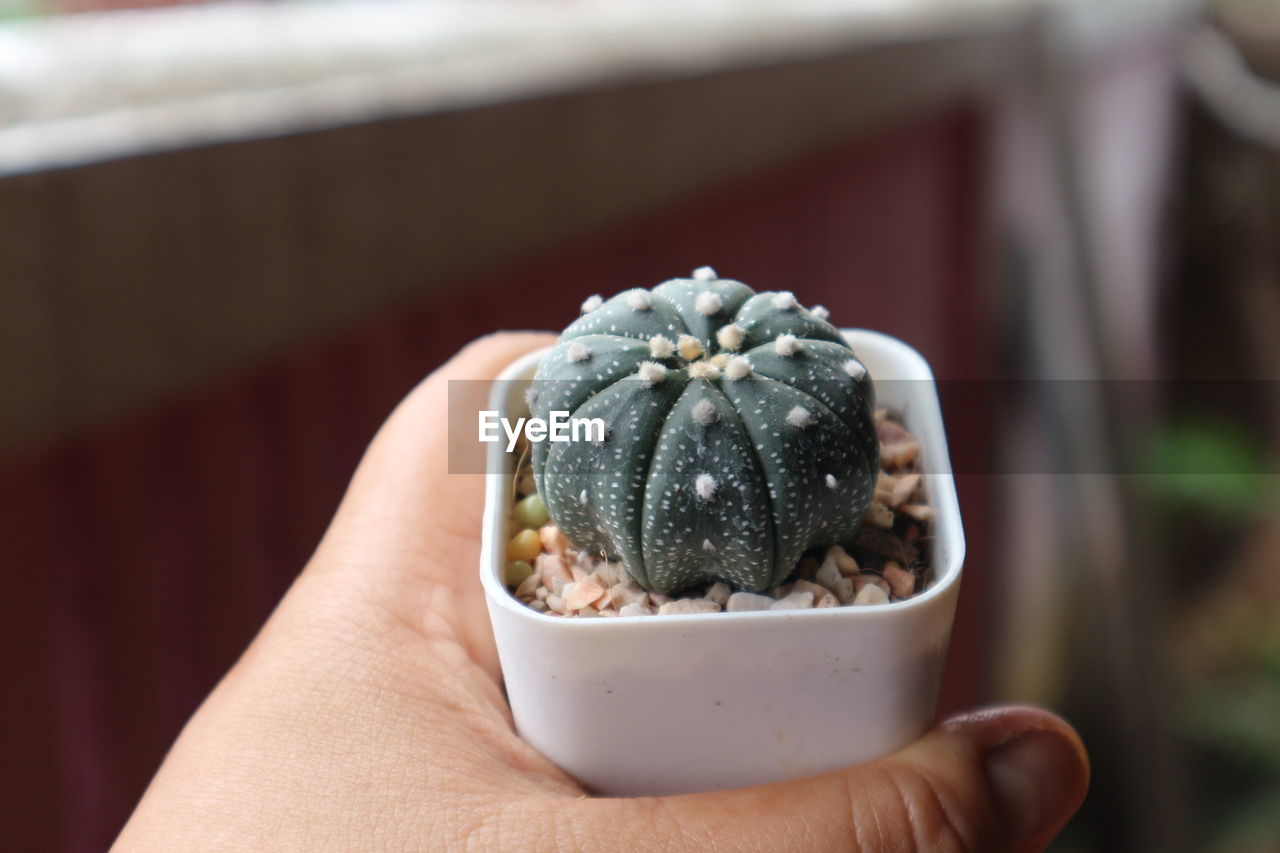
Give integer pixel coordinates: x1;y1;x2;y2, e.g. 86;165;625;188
726;592;775;612
649;335;675;358
704;582;731;605
627;290;652;310
694;473;717;501
695;291;723;315
716;324;746;351
618;602;655;617
771;591;814;610
580;294;603;314
567;341;590;363
691;398;718;425
774;333;801;357
772;291;797;311
854;585;890;605
815;555;844;591
724;356;752;380
637;361;667;385
658;598;721;616
692;266;717;281
786;406;814;428
843;359;866;380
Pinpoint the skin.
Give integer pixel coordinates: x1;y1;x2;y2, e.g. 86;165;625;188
116;333;1089;852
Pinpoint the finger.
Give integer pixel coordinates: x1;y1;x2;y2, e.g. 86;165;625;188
600;705;1089;853
309;331;556;679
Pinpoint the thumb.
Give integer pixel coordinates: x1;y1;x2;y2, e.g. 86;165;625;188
625;706;1089;852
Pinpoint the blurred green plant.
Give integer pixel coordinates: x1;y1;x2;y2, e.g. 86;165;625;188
1140;420;1278;518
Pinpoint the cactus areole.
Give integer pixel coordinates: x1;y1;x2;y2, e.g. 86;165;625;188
527;268;879;595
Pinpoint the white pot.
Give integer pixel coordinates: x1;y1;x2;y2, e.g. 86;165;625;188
479;330;964;796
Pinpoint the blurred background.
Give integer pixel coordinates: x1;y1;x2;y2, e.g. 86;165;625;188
2;0;1279;850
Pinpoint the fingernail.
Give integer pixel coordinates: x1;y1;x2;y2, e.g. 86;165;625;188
984;730;1083;845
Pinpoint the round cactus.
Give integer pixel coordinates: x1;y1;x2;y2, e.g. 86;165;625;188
527;267;878;594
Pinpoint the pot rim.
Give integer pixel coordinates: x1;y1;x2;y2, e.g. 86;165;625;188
479;328;964;628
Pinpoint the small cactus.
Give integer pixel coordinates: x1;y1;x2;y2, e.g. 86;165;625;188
527;268;878;594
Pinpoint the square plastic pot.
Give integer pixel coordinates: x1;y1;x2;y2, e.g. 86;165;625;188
479;330;964;796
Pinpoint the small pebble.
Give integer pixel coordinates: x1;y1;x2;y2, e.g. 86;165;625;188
506;529;542;563
771;591;814;610
726;592;775;612
769;584;794;600
863;501;895;529
793;579;830;601
539;525;569;555
891;474;921;507
609;581;648;609
514;494;550;528
854;585;890;605
565;580;605;611
514;571;542;600
828;545;860;576
516;474;537;496
528;600;549;613
649;593;674;607
899;504;934;523
592;561;622;588
504;560;534;588
814;556;844;592
658;598;721;616
704;582;732;606
854;574;891;594
546;594;568;613
576;607;601;618
815;592;840;608
534;586;549;601
881;441;921;470
618;602;655;617
883;562;916;598
537;553;572;591
832;576;856;604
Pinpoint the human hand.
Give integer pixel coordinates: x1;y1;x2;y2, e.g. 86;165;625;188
116;333;1089;852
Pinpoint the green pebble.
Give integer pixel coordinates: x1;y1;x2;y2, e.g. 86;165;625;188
505;560;534;588
514;493;550;528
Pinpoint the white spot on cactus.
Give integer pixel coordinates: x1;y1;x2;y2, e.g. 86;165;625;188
677;334;703;361
716;324;745;351
787;406;814;428
772;291;797;311
724;356;753;380
581;294;603;314
649;335;674;358
774;333;801;357
694;473;717;500
524;386;539;409
702;539;717;553
825;474;838;489
843;359;866;380
810;305;830;320
580;489;589;503
567;341;590;362
691;398;718;424
692;266;717;281
688;361;721;380
627;290;652;311
695;291;722;315
637;361;667;385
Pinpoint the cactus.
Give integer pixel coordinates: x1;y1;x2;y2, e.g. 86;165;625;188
527;268;878;594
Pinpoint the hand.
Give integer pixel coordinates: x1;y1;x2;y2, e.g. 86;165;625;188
116;333;1089;852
